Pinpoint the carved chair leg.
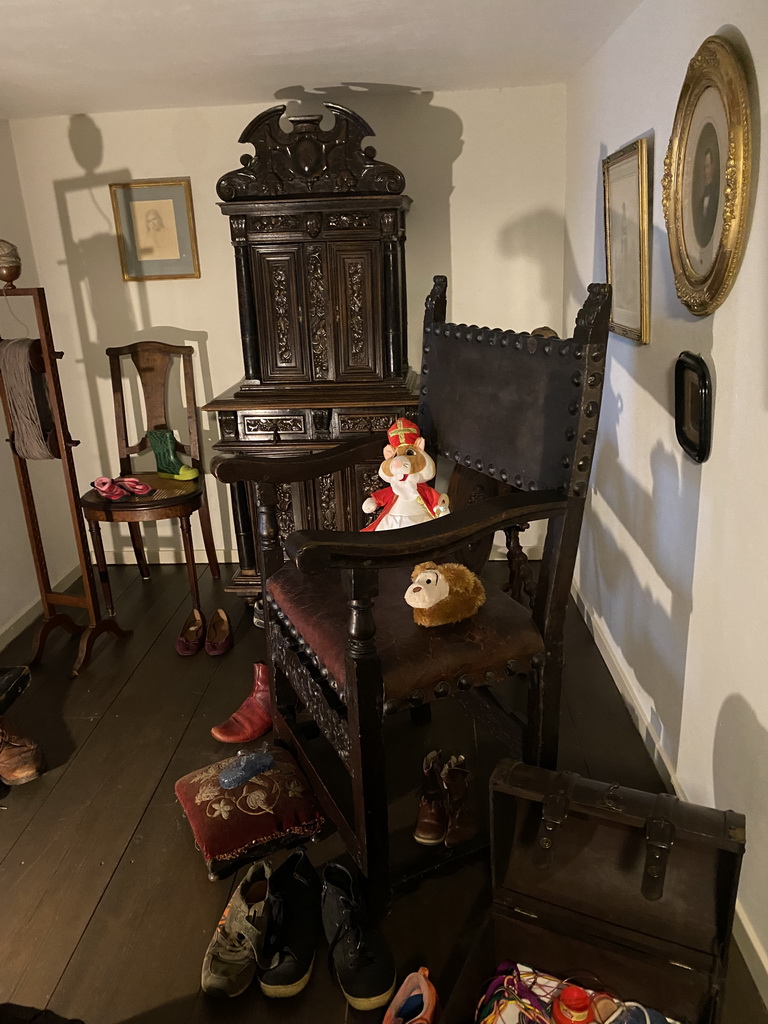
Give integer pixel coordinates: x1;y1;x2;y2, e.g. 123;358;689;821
128;522;150;580
197;500;220;580
525;653;560;769
178;515;201;612
88;520;115;617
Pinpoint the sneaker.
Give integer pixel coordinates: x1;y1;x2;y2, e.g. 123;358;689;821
201;861;270;997
258;850;322;998
321;862;396;1011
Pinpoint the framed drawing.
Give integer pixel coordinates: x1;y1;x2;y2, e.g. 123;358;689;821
109;178;200;281
662;35;753;316
674;351;712;463
602;138;650;344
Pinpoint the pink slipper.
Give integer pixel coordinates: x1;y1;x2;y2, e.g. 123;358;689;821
91;477;129;501
115;476;156;496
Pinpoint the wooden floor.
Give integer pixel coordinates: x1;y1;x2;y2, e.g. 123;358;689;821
0;564;764;1024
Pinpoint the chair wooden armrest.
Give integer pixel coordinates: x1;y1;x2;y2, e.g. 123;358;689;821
211;436;383;486
285;489;566;573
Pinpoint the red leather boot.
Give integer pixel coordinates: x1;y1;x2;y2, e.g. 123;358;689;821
210;663;273;743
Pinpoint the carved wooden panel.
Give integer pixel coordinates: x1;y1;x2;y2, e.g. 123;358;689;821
251;246;310;383
238;411;308;441
329;242;381;381
305;246;331;380
344;460;383;530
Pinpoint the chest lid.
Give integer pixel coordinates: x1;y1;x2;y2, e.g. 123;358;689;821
491;761;745;962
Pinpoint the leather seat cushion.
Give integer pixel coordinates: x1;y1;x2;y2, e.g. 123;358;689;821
266;564;544;703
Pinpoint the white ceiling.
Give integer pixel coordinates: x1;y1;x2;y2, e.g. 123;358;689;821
2;0;643;121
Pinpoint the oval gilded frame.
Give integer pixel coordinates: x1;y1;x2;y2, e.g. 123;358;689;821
662;35;752;316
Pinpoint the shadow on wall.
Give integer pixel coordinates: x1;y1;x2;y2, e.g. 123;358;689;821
497;209;578;334
54;115;224;562
713;694;766;897
574;143;716;766
273;83;464;366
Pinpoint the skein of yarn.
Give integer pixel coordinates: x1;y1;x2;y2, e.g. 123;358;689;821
0;339;57;460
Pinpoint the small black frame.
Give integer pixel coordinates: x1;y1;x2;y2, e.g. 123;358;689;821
675;351;712;463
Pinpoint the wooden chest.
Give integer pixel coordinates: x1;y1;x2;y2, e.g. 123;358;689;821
444;760;746;1024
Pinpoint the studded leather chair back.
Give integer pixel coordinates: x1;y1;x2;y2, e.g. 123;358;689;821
420;277;610;501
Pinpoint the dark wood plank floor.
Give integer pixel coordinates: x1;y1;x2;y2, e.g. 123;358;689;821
0;565;764;1024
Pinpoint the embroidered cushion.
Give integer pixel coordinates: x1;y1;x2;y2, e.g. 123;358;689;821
174;746;323;879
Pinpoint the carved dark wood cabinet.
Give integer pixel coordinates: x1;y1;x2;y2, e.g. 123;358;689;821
205;104;417;594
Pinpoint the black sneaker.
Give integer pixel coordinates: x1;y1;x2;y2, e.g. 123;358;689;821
258;850;322;998
201;861;270;997
321;862;396;1011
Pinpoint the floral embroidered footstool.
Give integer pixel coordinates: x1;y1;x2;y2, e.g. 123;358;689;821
174;745;324;879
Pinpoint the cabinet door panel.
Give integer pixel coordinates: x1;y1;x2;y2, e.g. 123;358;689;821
329;242;382;381
251;246;311;383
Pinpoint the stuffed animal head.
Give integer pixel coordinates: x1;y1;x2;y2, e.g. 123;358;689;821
404;561;486;627
378;418;436;486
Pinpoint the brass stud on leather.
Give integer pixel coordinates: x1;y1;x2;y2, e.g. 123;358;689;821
531;654;544;669
500;469;508;482
514;474;523;487
409;689;424;706
457;675;472;690
505;660;518;675
585;401;599;418
383;700;399;716
484;670;496;684
434;680;449;698
574;345;584;359
565;428;576;441
568;401;579;415
572;371;583;386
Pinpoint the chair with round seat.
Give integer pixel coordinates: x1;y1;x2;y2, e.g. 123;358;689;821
80;341;219;613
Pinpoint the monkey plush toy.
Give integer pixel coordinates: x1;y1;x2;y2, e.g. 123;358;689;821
361;418;450;532
404;561;486;626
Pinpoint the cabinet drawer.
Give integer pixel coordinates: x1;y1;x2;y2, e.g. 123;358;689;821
237;410;310;441
333;407;418;438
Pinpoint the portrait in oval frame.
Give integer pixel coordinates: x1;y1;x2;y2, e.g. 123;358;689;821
662;35;753;316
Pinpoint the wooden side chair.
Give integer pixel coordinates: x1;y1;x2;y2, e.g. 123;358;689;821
213;279;611;913
81;341;219;613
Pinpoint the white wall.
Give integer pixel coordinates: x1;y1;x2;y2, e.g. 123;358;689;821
7;84;566;566
565;1;768;995
0;121;80;644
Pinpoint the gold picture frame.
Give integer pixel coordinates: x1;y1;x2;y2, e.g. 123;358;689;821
603;138;650;344
662;35;752;316
109;178;200;281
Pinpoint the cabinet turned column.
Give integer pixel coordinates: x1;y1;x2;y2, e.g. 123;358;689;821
206;102;417;597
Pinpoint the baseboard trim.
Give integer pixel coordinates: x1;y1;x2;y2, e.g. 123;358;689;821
572;580;768;1010
0;564;82;653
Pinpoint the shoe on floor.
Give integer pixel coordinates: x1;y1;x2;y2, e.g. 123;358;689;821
205;608;233;656
211;663;273;743
201;861;270;997
322;862;396;1012
176;609;205;656
383;967;438;1023
258;850;322;998
413;750;447;846
0;718;44;786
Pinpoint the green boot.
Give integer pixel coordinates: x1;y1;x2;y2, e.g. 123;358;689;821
146;428;198;481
